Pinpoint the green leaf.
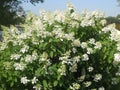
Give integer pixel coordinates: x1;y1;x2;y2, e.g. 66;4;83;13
14;78;17;82
53;81;58;87
43;80;47;88
3;73;7;78
50;51;54;58
35;68;42;77
10;82;14;87
57;75;61;80
8;76;12;81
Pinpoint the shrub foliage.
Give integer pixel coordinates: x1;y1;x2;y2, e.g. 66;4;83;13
0;3;120;90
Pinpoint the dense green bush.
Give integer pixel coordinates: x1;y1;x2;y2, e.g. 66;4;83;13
0;3;120;90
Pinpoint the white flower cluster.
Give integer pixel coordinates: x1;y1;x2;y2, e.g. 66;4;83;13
88;66;94;72
21;77;30;84
70;83;80;90
83;81;92;87
10;54;21;60
59;50;81;73
82;54;89;61
0;42;7;50
20;45;29;53
72;39;81;47
13;62;26;71
33;84;42;90
114;53;120;62
80;10;105;27
98;87;105;90
94;74;102;82
58;64;66;76
21;76;38;85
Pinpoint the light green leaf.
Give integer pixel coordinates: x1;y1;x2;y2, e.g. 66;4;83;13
53;81;58;87
43;80;48;88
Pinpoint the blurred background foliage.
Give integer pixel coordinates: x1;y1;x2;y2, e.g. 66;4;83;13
105;14;120;30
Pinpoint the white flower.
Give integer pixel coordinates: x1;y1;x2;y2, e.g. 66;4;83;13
114;53;120;62
88;19;95;26
70;83;80;90
20;45;29;53
70;12;79;20
31;77;38;84
88;66;94;72
81;42;87;49
91;10;104;19
25;55;33;63
94;42;102;49
33;19;45;30
80;19;88;27
60;56;72;65
73;56;80;63
0;43;8;50
87;48;93;54
52;28;64;39
81;19;95;27
43;12;54;24
116;72;120;76
10;54;21;60
82;54;89;61
66;2;74;11
59;56;69;61
94;74;102;82
58;65;66;76
70;21;79;28
33;84;42;90
89;38;95;44
117;43;120;51
54;11;66;23
13;63;26;71
110;28;120;42
83;81;92;87
102;24;115;33
21;77;30;84
18;31;32;40
102;27;111;33
64;33;75;41
59;51;72;65
40;52;48;61
98;87;105;90
32;38;39;45
111;78;119;85
72;48;77;53
72;39;80;47
32;51;38;60
100;19;107;26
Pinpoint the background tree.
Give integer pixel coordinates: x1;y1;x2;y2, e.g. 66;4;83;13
117;0;120;6
106;16;120;24
106;14;120;30
0;0;44;28
0;0;44;41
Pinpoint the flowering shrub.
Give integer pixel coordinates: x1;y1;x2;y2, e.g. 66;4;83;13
0;2;120;90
